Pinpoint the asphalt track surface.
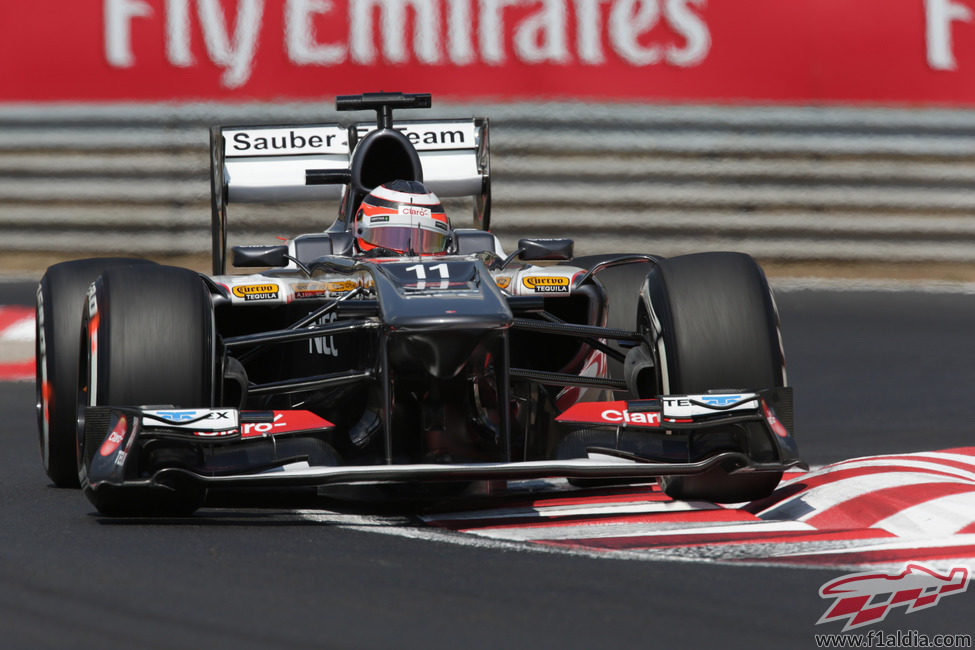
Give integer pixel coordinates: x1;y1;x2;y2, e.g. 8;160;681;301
2;280;974;649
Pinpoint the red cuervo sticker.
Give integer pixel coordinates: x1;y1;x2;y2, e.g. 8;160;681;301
240;411;335;438
557;401;661;428
99;415;128;457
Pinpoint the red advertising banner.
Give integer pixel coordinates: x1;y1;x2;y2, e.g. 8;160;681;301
2;0;975;104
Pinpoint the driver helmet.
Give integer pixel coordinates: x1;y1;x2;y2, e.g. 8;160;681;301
355;180;451;255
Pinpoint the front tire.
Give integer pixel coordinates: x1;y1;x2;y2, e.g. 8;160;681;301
35;257;155;488
640;252;786;503
79;265;215;515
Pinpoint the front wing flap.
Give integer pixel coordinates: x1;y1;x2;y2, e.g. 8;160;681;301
555;387;803;469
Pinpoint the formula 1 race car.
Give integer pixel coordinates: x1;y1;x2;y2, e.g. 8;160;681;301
35;92;803;515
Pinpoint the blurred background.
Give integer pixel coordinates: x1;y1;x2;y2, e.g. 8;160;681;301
3;0;975;281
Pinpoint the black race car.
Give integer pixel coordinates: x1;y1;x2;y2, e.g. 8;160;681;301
35;92;802;515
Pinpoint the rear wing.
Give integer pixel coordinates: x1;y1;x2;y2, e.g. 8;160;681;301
209;117;490;274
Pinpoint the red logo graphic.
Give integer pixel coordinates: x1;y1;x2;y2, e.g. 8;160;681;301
817;563;969;631
99;415;128;457
761;399;790;438
556;401;661;428
240;410;334;438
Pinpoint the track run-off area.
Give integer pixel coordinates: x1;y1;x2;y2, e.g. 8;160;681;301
406;449;975;570
2;278;975;648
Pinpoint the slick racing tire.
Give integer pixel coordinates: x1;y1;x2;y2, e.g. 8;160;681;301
640;252;787;504
35;257;156;488
79;265;215;516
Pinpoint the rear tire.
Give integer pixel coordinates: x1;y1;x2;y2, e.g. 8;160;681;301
79;265;215;515
640;252;786;503
35;257;155;488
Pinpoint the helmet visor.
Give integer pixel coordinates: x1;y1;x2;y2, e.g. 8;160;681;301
358;212;450;254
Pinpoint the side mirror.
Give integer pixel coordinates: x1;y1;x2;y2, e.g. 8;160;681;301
232;245;288;268
518;238;574;261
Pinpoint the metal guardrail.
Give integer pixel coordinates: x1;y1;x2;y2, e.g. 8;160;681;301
2;101;975;264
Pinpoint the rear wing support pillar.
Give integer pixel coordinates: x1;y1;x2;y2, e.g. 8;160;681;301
210;126;228;275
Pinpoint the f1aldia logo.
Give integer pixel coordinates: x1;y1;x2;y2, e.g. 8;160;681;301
817;564;969;631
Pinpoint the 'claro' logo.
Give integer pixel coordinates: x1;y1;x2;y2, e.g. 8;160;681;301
232;283;280;301
601;409;661;426
523;276;570;293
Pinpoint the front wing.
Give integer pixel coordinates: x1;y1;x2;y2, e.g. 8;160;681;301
82;389;803;496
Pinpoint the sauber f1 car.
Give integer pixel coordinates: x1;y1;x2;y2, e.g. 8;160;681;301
35;92;803;515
